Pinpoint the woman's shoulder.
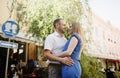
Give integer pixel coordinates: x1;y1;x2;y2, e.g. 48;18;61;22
71;33;81;40
71;33;79;37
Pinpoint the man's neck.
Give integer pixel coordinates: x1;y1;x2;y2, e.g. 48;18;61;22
55;30;63;37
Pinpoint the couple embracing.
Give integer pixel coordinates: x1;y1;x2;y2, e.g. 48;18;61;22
44;18;85;78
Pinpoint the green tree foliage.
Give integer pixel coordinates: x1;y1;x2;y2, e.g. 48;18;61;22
18;0;84;39
81;53;106;78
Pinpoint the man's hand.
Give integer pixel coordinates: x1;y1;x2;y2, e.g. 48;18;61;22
60;57;74;66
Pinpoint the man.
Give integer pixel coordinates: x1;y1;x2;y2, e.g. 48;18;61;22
44;18;73;78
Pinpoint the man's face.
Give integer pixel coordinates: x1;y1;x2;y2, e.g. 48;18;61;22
58;20;66;33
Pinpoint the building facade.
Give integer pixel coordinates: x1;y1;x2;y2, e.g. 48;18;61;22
87;14;120;60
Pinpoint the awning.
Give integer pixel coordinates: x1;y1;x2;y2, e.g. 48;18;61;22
0;29;43;46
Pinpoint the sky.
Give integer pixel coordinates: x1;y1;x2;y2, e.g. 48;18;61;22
88;0;120;29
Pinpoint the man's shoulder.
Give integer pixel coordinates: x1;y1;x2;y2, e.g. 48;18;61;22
47;33;54;38
45;33;55;40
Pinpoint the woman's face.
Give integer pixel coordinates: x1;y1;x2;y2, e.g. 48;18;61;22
68;25;74;35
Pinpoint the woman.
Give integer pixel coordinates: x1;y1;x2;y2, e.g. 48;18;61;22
56;22;85;78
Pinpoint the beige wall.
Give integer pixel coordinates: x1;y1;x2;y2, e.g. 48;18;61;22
0;0;9;24
0;0;17;25
0;0;27;33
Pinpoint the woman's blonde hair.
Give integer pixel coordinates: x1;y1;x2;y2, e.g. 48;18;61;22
72;22;85;51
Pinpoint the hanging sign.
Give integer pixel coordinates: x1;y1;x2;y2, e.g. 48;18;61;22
1;20;19;37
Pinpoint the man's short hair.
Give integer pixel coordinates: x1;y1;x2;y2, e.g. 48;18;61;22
53;18;63;28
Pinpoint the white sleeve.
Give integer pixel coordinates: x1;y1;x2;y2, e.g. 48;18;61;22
44;35;54;51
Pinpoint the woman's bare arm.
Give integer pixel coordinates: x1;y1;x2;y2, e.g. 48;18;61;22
56;37;78;57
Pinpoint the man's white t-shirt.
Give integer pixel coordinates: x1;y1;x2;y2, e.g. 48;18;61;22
44;31;67;64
